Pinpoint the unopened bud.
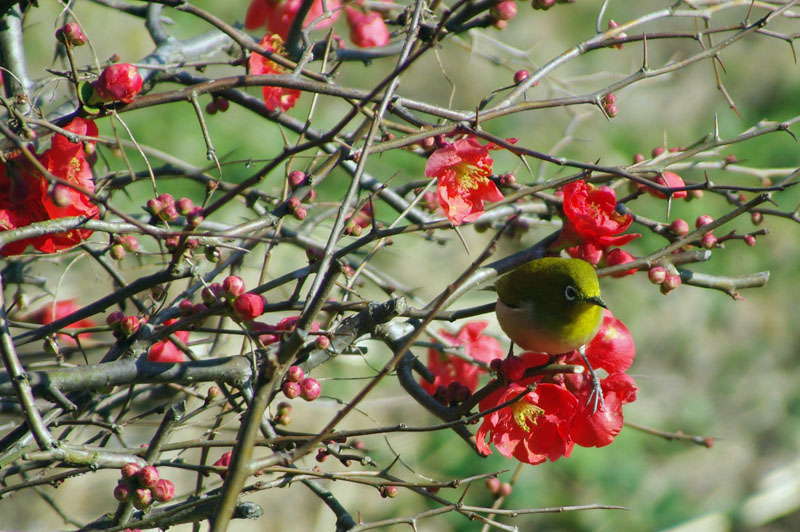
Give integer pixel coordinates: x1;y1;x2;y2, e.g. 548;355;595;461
660;273;682;294
695;215;714;228
300;377;321;401
648;266;667;285
513;69;529;84
669;218;690;236
56;22;88;46
701;233;717;249
282;381;301;399
744;234;756;246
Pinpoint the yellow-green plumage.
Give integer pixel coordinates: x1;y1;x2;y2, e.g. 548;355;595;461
495;257;605;354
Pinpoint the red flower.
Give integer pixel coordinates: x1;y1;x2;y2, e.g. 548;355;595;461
604;247;638;277
233;292;266;321
93;63;143;104
583;309;635;374
23;299;95;344
476;382;578;465
422;321;504;395
0;118;99;256
147;319;190;363
248;33;301;112
245;0;341;39
560;180;639;248
345;6;390;48
424;136;505;225
567;372;637;448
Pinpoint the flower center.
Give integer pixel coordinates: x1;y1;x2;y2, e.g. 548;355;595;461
453;162;489;190
511;400;544;432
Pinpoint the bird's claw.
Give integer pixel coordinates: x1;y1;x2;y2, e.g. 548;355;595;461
579;346;605;414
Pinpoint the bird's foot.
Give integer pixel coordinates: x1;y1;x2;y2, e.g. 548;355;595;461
578;346;606;414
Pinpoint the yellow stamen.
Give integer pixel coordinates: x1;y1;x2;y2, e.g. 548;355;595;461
453;162;488;190
511;401;544;432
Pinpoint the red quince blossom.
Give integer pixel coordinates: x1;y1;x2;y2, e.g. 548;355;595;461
421;320;504;396
583;309;635;374
245;0;341;40
93;63;143;104
147;318;190;363
476;382;578;465
424;136;507;225
559;179;640;249
0;118;99;256
345;5;391;48
248;33;301;112
23;299;96;344
565;370;637;448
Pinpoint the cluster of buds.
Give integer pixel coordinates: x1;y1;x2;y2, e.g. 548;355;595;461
92;63;143;104
201;276;267;321
178;297;209;317
491;355;525;382
602;93;618;118
647;265;682;295
281;365;322;401
287;197;308;220
695;214;717;249
431;380;472;407
114;464;175;509
109;235;141;260
106;311;145;338
146;194;204;227
205;96;230;114
485;477;513;497
55;22;88;47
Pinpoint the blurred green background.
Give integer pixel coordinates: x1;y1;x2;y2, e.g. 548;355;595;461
3;0;800;530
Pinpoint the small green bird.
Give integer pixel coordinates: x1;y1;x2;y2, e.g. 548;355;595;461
495;257;606;355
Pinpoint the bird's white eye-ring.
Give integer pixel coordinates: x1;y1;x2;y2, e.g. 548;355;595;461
564;285;579;301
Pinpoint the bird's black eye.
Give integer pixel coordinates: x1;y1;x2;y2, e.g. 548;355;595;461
564;285;579;301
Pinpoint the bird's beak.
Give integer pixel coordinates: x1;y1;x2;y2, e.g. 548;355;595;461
586;296;608;309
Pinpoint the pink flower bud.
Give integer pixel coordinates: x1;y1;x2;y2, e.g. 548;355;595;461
695;215;714;228
491;0;518;21
213;451;232;478
632;153;645;163
499;482;513;497
744;234;756;246
233;293;266;321
646;171;687;199
113;481;132;501
315;335;331;349
282;380;301;399
345;7;391;48
110;244;126;260
222;275;246;298
499;173;516;186
152;478;175;502
300;377;321;401
56;22;88;46
660;273;682;294
119;235;140;252
513;70;529;84
132;487;152;509
186;206;204;227
751;211;763;225
93;63;143;104
669;218;690;236
701;232;717;249
380;485;398;498
179;299;195;315
486;477;501;494
648;266;667;285
121;462;142;479
176;197;195;216
288;170;307;188
286;365;305;383
293;206;308;220
137;465;160;488
651;146;665;157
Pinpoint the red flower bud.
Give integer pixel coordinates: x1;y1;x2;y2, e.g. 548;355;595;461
315;335;331;349
648;266;667;285
178;299;195;315
380;485;398;498
651;146;665;157
660;273;682;294
132;487;152;509
119;235;140;252
152;478;175;502
213;97;229;112
632;153;645;163
137;465;160;488
201;283;224;305
222;275;246;298
233;293;265;321
499;482;513;497
121;462;142;479
282;380;301;399
485;477;501;494
106;311;125;327
605;248;638;277
669;218;690;236
93;63;143;104
113;481;132;501
744;234;756;246
491;0;518;21
513;69;529;84
119;315;142;336
176;197;195;216
695;215;714;228
500;355;525;382
213;451;232;478
701;232;717;249
56;22;88;46
293;206;308;220
288;170;307;188
286;365;305;383
300;377;321;401
110;244;126;260
186;206;204;227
